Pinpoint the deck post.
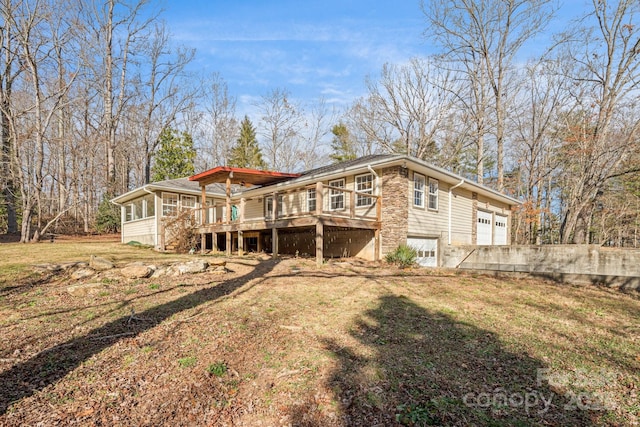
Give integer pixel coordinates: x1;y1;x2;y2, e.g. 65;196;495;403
272;227;278;259
315;182;323;215
225;175;231;224
201;233;206;254
200;185;206;225
226;231;231;256
212;232;218;252
316;220;324;267
238;230;244;256
272;191;278;219
350;190;356;218
374;228;380;261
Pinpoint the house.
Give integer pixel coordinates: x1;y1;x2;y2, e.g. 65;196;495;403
111;154;519;267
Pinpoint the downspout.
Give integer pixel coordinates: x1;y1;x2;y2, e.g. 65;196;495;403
367;165;380;195
448;179;465;245
367;165;381;260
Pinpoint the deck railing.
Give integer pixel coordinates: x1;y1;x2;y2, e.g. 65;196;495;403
190;182;381;230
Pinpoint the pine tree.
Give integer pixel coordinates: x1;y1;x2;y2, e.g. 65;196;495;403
329;123;357;163
152;128;196;181
229;116;266;169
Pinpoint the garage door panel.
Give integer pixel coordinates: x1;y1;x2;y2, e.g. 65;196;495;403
477;211;492;245
494;214;507;245
407;237;438;267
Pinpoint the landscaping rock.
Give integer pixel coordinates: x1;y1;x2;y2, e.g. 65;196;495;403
150;267;167;278
32;264;62;272
71;268;96;280
120;265;153;279
90;255;115;271
173;260;209;275
67;282;107;297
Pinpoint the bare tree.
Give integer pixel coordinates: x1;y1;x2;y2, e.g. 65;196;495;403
365;57;457;161
0;0;22;234
557;0;640;243
5;0;77;242
509;59;570;243
81;0;155;193
343;96;391;156
422;0;556;189
297;97;334;170
137;22;196;185
256;88;302;171
198;72;238;169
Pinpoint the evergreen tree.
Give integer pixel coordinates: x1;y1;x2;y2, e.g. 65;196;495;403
152;128;196;181
330;123;357;163
229;116;266;169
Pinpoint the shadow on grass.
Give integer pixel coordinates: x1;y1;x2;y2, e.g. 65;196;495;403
292;294;605;426
0;258;279;414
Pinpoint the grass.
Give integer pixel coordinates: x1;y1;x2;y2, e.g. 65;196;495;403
0;241;638;425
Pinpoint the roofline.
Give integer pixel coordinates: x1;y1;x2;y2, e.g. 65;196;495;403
235;154;519;206
189;166;300;183
110;182;226;204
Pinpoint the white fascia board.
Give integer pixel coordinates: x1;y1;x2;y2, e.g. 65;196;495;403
406;157;520;206
235;155;406;198
111;184;225;205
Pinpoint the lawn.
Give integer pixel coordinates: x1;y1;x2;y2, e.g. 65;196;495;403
0;240;638;426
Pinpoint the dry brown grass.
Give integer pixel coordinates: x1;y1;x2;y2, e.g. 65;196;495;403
0;242;638;426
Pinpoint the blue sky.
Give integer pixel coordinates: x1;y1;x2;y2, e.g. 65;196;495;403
164;0;427;114
163;0;587;117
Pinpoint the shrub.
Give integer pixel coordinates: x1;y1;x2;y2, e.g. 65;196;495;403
95;194;120;233
163;209;198;253
385;244;417;268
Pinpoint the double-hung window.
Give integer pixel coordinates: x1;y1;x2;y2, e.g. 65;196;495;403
329;179;345;210
355;174;373;207
307;188;316;212
162;193;178;216
265;195;283;218
428;178;438;210
413;173;425;208
181;195;196;210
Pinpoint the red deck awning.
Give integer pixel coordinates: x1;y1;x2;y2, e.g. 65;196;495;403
189;166;300;187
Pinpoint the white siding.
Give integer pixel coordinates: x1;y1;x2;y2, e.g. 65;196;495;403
122;218;155;246
244;198;264;220
450;188;473;244
408;171;449;239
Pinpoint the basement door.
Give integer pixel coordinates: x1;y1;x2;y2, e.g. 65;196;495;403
493;214;508;245
477;210;493;245
407;237;438;267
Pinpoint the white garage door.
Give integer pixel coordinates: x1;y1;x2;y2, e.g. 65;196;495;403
494;214;508;245
477;210;493;245
407;237;438;267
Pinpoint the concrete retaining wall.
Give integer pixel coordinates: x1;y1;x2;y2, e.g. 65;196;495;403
442;245;640;290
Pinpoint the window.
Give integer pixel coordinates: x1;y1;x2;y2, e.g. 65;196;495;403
428;178;438;210
264;195;283;218
143;194;155;218
329;179;345;210
181;195;196;210
132;198;143;220
307;188;316;212
162;193;178;216
355;174;373;207
125;204;133;222
265;196;273;219
413;173;425;207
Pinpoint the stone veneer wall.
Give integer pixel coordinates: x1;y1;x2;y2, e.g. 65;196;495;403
380;166;409;254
